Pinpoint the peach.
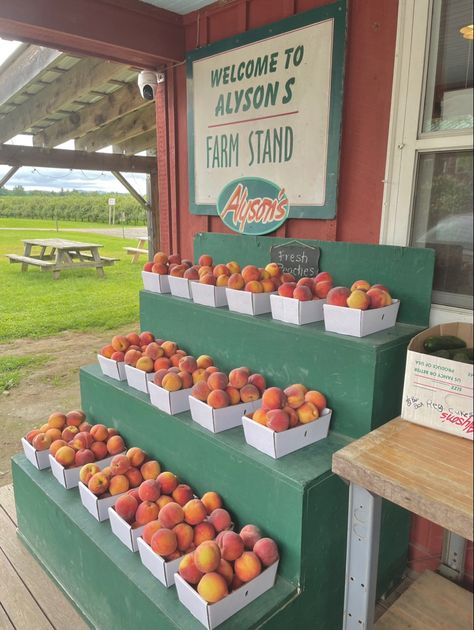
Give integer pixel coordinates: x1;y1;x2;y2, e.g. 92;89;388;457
102;466;113;478
144;342;164;361
326;286;351;307
173;522;194;551
228;273;245;290
347;289;370;310
283;406;299;428
73;431;94;449
281;272;296;283
226;386;241;405
284;384;306;409
108;427;119;437
112;335;130;352
371;283;390;293
154;357;171;372
177;371;193;389
209;508;232;533
196;355;214;369
305;390;327;413
184;266;200;280
39;423;50;433
194;541;221;573
248;373;266;393
179;553;204;585
201;491;223;515
213;264;230;278
168;253;181;265
140;460;161;480
126;447;147;467
151;528;177;557
253;537;279;566
158;502;184;528
44;429;60;444
216;274;229;287
172;484;194;507
261;387;286;411
124;349;142;367
90;424;109;442
32;433;51;451
106;435;125;455
65;410;86;427
153;252;168;265
162;372;183;392
115;494;138;522
79;463;101;485
183;499;207;526
351;279;371;292
278;282;296;298
192;368;207;384
240;384;260;403
74;449;95;466
50;439;68;456
110;454;131;475
128;488;140;502
109;474;130;495
157;495;174;510
125;467;143;488
226;261;240;274
143;261;153;272
297;401;319;424
178;355;197;374
101;344;115;358
314;279;333;299
245;280;263;293
136;356;154;372
161;341;177;358
240;524;262;550
193;521;217;546
110;351;124;362
88;472;110;495
153;368;169;386
241;265;259;283
90;441;108;460
265;262;282;278
293;285;313;301
207;389;230;409
198;265;213;277
266;409;290;432
47;412;67;430
252;408;269;425
126;333;141;346
198;254;213;267
55;445;76;467
228;368;248;389
200;272;216;285
207;371;229;391
25;429;41;444
205;366;219;376
79;421;92;433
138;479;161;502
170;264;186;277
218;531;245;561
136;500;159;525
197;572;228;603
234;551;262;582
157;471;179;495
314;271;333;284
367;287;392;309
143;520;162;546
151;263;168;274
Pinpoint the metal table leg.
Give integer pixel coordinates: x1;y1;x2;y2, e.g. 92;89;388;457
343;483;382;630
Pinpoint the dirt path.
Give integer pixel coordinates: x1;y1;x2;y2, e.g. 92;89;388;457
0;227;148;239
0;324;138;486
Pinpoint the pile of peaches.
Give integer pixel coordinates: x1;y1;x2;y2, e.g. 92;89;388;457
100;331;161;371
152;353;218;392
277;271;334;301
249;384;327;432
191;366;266;409
326;280;393;310
143;252;193;275
24;410;125;468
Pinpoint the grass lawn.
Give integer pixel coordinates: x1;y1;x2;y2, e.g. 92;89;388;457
0;218;145;230
0;227;145;342
0;355;51;392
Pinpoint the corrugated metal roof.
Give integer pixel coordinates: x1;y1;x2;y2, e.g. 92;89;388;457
139;0;216;14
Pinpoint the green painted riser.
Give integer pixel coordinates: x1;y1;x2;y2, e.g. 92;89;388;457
140;291;422;439
12;455;296;630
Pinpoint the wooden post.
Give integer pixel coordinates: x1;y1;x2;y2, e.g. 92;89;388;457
148;171;159;258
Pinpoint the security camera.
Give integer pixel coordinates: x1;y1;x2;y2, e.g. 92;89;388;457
138;70;164;100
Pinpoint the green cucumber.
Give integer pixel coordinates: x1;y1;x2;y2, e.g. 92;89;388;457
423;335;467;354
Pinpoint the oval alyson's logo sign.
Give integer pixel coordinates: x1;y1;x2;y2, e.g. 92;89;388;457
217;177;290;235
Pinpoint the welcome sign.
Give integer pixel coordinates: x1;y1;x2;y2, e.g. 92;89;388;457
186;1;346;232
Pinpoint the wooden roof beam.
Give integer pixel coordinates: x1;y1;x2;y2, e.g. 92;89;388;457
75;104;156;152
0;57;126;144
0;0;184;68
112;129;156;156
33;82;147;148
0;144;157;173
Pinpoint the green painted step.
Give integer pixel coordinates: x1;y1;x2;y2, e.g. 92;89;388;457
140;290;423;438
12;454;297;630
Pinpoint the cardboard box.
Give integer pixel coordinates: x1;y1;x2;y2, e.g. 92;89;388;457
270;295;326;325
402;323;473;440
78;481;126;521
189;396;261;433
108;506;144;552
142;270;171;294
242;410;332;458
49;453;120;489
124;364;155;393
174;561;278;629
97;354;127;381
225;288;274;316
169;276;193;300
191;282;228;308
137;537;182;587
21;437;51;470
323;300;400;337
149;381;193;415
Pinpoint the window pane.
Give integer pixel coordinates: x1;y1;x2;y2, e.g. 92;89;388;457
410;151;473;309
423;0;473;132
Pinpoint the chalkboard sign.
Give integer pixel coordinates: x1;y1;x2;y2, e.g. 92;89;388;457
270;241;320;280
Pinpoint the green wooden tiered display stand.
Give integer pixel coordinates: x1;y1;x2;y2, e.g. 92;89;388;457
12;235;435;629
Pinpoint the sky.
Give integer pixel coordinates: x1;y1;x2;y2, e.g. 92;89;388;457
0;38;147;195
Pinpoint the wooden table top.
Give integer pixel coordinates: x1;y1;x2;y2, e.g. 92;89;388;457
332;418;473;540
22;239;103;249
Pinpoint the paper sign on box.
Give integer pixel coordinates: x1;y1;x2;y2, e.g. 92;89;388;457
125;364;155;393
189;396;261;433
78;482;126;521
402;322;473;440
108;506;144;552
323;300;400;337
142;270;171;294
242;410;332;458
225;288;274;316
174;561;278;629
191;282;228;308
97;354;127;381
21;437;51;470
169;276;193;299
270;294;326;325
137;537;181;587
49;453;120;489
149;381;193;415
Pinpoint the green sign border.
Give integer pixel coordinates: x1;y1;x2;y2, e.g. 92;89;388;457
186;0;347;219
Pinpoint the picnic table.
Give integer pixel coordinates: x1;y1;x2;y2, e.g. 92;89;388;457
6;238;119;279
124;236;149;263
